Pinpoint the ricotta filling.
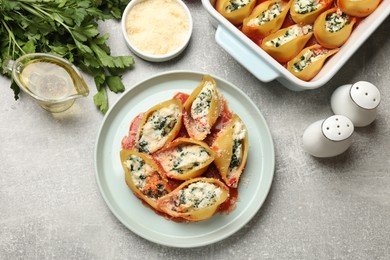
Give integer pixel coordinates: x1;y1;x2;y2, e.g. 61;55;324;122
294;0;322;14
293;48;328;72
191;81;214;133
264;24;312;47
325;9;350;33
126;155;168;199
138;104;179;153
174;182;222;212
159;145;210;175
248;2;282;26
225;0;251;13
126;155;150;189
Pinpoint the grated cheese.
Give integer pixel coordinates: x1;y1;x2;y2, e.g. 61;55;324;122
125;0;190;55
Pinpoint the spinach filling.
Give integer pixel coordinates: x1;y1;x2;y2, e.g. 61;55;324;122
229;139;242;170
295;0;320;14
151;113;176;136
175;184;218;211
256;2;282;25
192;88;212;116
146;183;168;199
325;12;350;33
137;104;179;153
138;140;149;153
128;155;145;171
127;155;168;199
170;146;209;174
226;0;250;12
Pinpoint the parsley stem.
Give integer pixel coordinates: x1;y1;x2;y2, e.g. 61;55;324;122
21;2;83;48
0;19;25;57
18;3;46;20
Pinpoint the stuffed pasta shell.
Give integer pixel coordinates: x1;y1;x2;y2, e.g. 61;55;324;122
216;0;257;25
337;0;380;17
183;75;221;141
287;44;339;81
313;8;356;49
261;24;313;63
135;98;182;154
154;138;215;180
156;178;229;221
242;0;292;39
212;114;248;188
120;150;171;210
290;0;333;24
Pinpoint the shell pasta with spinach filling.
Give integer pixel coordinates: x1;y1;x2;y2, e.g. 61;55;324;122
157;178;229;221
212;114;249;188
183;75;221;141
290;0;333;24
135;98;182;154
242;0;292;39
120;150;171;210
261;24;313;63
313;7;356;49
120;75;250;222
216;0;257;25
154;138;215;180
215;0;381;81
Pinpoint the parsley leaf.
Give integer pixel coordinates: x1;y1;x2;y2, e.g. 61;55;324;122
93;87;109;114
106;75;125;93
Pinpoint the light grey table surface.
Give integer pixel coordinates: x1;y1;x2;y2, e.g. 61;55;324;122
1;2;389;259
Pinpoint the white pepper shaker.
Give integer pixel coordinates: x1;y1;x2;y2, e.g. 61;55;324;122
302;115;354;157
330;81;381;127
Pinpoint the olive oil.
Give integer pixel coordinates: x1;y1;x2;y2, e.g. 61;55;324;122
19;59;84;100
5;53;89;113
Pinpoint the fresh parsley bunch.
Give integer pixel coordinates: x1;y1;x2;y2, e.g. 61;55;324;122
0;0;134;113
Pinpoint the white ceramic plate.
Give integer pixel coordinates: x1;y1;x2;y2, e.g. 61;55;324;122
94;71;275;248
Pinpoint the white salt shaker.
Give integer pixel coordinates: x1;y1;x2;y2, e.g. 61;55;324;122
302;115;354;157
330;81;381;127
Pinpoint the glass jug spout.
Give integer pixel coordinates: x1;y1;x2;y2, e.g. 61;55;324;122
3;59;15;73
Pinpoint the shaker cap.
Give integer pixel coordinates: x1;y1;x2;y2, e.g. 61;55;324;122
350;81;381;110
322;115;354;141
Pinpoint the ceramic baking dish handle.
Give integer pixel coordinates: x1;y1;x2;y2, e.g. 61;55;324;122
215;25;279;82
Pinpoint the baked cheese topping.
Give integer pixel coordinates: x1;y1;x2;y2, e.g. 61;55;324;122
294;0;322;14
126;155;168;199
159;145;210;175
174;182;222;212
138;104;180;153
325;9;350;33
191;81;214;133
228;120;246;173
265;24;312;47
248;2;282;26
293;48;329;72
225;0;251;13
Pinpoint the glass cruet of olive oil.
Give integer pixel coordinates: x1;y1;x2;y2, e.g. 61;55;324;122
3;53;89;113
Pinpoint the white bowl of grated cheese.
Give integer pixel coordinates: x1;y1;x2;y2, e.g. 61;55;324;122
122;0;193;62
